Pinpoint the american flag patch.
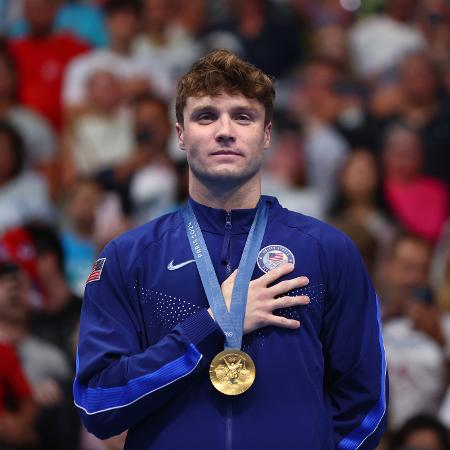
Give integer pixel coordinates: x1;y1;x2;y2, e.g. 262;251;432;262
86;258;106;284
268;252;284;261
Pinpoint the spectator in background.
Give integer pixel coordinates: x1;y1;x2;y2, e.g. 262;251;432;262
60;178;101;297
311;22;350;71
8;0;90;130
59;176;128;296
328;149;396;267
382;122;449;242
0;121;53;234
387;414;450;450
379;234;432;321
416;0;450;68
132;0;203;91
348;0;427;80
384;283;450;430
371;53;450;186
7;0;108;48
24;222;81;367
216;0;301;78
63;69;134;209
290;57;349;209
63;0;170;120
0;260;78;450
0;263;36;450
128;93;177;223
262;116;324;219
0;48;57;188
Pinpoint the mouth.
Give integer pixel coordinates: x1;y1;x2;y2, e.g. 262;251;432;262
210;150;243;157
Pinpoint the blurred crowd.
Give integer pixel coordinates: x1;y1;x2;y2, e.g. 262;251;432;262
0;0;449;449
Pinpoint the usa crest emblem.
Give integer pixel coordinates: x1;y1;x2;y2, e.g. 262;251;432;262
257;245;295;273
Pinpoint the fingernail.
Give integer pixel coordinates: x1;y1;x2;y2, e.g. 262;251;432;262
304;296;310;303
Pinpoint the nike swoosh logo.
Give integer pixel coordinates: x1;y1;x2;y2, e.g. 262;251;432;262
167;259;196;271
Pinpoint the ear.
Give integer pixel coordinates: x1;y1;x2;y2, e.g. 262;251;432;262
176;123;186;151
263;122;272;150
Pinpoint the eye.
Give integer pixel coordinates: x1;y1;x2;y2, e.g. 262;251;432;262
196;112;216;124
235;113;253;123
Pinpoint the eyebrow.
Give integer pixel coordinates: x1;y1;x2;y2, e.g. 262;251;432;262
189;104;260;119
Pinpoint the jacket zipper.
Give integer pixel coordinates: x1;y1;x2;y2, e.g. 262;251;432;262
221;212;232;276
224;212;233;450
226;398;233;450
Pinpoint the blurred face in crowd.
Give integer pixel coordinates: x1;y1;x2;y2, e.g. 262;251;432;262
265;129;304;187
382;126;423;182
175;0;206;35
300;60;340;123
314;25;348;66
340;150;378;204
87;71;123;113
0;266;30;325
400;54;438;104
134;98;171;152
67;180;102;235
176;92;271;188
404;428;446;450
106;7;139;46
142;0;174;33
386;237;431;294
24;0;59;37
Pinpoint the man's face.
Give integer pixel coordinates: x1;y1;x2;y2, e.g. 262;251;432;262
176;92;271;186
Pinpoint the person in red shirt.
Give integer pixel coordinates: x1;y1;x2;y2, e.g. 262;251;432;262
0;263;36;448
382;122;449;243
8;0;90;130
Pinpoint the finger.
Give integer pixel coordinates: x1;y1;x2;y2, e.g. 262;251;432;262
271;295;310;311
221;269;238;288
269;276;309;297
258;262;295;287
264;313;300;329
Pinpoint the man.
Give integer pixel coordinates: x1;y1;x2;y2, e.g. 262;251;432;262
74;50;387;449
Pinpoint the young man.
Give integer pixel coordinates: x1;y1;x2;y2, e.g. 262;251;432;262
74;50;387;449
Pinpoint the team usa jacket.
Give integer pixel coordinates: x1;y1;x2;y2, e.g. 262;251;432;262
74;196;388;450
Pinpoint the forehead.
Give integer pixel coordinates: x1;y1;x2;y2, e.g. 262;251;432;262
184;92;263;111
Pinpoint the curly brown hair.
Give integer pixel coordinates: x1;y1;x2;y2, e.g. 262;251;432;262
175;49;275;126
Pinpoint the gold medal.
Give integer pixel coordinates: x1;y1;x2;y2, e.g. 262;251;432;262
209;349;255;395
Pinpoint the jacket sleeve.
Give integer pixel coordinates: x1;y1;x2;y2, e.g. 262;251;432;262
321;234;388;450
73;241;224;439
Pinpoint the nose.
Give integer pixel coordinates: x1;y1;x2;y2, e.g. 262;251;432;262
215;116;236;146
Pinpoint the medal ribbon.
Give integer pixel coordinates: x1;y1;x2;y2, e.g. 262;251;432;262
183;198;269;349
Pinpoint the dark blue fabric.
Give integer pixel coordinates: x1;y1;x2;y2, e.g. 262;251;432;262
74;344;202;414
74;197;388;449
337;297;387;449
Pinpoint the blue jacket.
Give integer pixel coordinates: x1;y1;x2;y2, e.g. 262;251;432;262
74;196;388;450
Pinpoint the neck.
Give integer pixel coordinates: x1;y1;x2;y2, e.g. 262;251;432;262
189;174;261;211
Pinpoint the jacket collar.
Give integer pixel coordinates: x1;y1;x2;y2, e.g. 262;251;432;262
188;195;277;235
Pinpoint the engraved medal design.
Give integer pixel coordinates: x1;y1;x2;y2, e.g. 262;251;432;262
209;349;256;395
